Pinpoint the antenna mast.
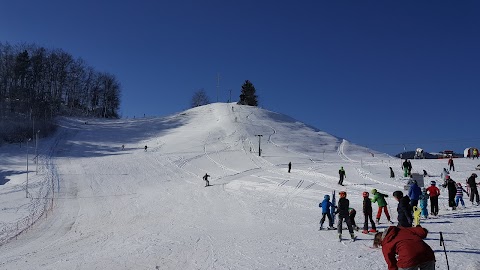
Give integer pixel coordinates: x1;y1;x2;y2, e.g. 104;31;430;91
216;73;220;102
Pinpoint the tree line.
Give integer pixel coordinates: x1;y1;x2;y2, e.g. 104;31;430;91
0;42;121;143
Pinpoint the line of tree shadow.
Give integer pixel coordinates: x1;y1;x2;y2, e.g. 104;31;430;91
0;169;23;185
52;115;191;159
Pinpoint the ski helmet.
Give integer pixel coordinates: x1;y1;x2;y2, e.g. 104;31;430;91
362;191;369;198
324;194;330;200
456;182;462;187
421;187;426;192
473;173;478;178
446;175;450;179
339;191;347;198
431;181;436;186
371;189;377;194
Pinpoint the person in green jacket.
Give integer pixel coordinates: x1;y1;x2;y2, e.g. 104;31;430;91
371;189;392;224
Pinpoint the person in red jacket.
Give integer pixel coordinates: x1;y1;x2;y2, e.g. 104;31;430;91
373;226;435;270
426;181;440;216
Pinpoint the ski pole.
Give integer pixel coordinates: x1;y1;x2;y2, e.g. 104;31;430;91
439;232;450;270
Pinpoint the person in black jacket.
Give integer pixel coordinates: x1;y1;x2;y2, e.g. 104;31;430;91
442;175;457;210
336;191;356;241
467;173;479;205
338;167;346;186
393;191;413;227
362;191;377;234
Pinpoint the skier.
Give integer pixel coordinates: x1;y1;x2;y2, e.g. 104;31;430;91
371;189;392;224
419;188;429;219
474;148;479;159
318;194;336;230
121;144;125;150
423;169;428;177
203;173;211;187
335;191;356;241
338;166;346;186
393;190;413;227
426;181;440;216
448;157;455;172
389;167;395;178
402;159;412;177
408;180;422;207
402;159;409;177
441;168;449;185
373;226;435;270
455;182;468;208
288;162;292;173
467;173;479;206
362;191;377;234
348;208;359;231
144;145;148;152
442;175;457;210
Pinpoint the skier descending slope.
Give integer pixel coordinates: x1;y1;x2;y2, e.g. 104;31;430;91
336;191;356;242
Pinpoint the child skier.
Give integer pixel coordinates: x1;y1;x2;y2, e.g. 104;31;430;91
336;191;356;241
426;181;440;216
348;208;359;231
455;182;468;208
371;189;393;224
319;195;336;230
362;191;377;234
419;188;429;219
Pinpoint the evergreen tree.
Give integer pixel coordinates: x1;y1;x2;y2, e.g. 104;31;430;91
238;80;258;106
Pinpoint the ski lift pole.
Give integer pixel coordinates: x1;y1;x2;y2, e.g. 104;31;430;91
439;232;450;270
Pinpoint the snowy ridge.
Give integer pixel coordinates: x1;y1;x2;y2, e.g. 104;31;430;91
0;103;479;269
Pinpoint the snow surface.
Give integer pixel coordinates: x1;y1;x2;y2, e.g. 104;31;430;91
1;103;479;270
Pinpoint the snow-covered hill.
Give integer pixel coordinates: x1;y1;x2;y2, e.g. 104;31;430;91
0;103;479;269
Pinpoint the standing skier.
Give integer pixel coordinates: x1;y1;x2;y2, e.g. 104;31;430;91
408;180;422;207
336;191;356;241
393;191;413;227
419;188;429;219
371;189;392;224
426;181;440;216
203;173;211;187
455;182;468;208
288;162;292;173
362;191;377;234
467;173;479;206
442;175;457;210
448;157;455;171
318;195;336;230
389;167;395;178
338;167;346;186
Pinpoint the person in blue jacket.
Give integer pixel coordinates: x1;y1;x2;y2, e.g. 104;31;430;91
408;180;422;207
319;194;336;230
419;188;429;219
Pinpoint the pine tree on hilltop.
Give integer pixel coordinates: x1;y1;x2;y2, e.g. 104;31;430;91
237;80;258;106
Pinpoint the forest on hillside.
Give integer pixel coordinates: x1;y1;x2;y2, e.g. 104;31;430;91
0;42;121;143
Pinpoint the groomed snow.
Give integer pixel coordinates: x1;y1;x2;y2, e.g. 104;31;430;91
1;103;479;269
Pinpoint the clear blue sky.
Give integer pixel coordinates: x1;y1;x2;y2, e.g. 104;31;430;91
1;1;479;155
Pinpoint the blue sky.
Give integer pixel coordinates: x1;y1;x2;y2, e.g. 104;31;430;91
1;1;479;155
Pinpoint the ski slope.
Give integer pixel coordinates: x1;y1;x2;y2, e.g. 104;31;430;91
0;103;479;270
